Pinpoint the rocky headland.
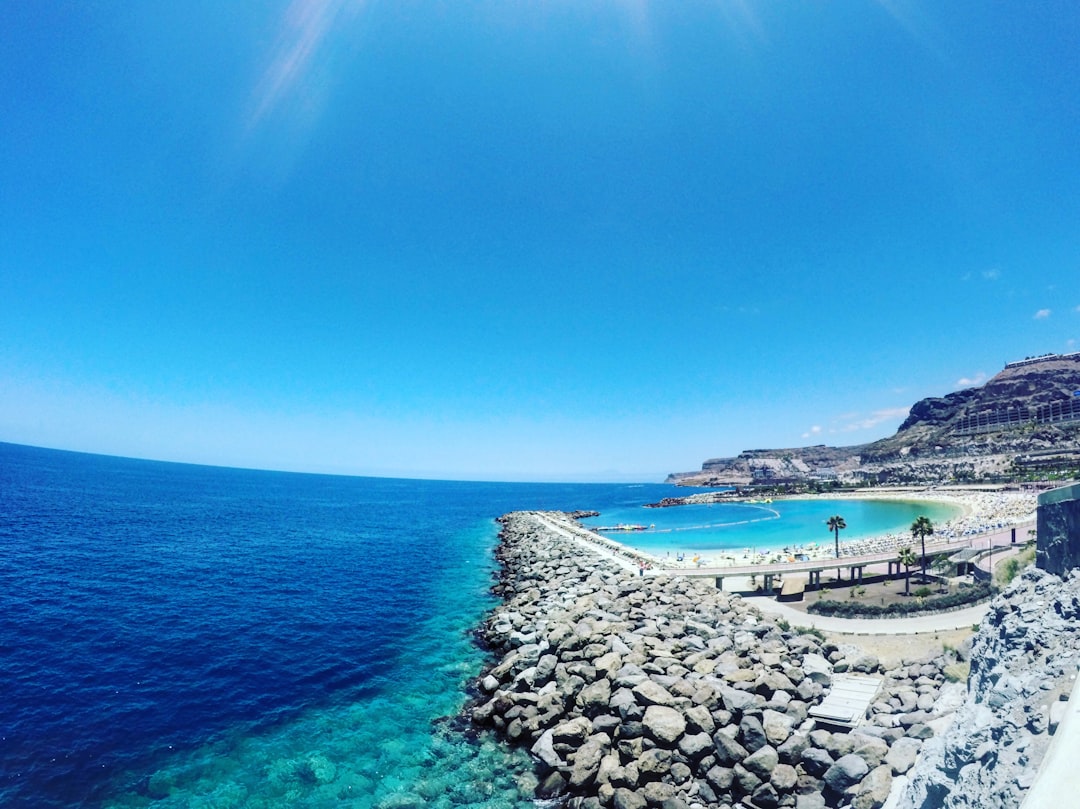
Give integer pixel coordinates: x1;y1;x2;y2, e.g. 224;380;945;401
895;566;1080;808
468;512;969;809
668;353;1080;488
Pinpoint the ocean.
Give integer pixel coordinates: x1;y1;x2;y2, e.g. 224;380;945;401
0;443;953;808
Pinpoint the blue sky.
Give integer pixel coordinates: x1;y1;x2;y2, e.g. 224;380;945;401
2;1;1079;481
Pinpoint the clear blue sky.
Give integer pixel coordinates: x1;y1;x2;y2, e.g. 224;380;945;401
2;1;1079;482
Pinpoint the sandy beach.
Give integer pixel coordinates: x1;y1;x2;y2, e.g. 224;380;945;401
576;488;1038;572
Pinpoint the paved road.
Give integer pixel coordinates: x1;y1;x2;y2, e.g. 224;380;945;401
745;596;990;635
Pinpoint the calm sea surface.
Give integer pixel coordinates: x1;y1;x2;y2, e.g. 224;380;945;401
580;498;961;558
0;443;955;808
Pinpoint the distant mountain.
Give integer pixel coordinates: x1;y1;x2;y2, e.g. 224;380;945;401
669;352;1080;486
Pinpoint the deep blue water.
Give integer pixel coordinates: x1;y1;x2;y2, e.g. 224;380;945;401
0;443;694;808
0;444;954;808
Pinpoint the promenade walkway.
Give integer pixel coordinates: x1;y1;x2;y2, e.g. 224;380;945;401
533;511;1000;635
668;520;1034;592
746;595;990;635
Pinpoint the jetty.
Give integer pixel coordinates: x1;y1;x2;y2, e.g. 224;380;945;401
470;510;971;809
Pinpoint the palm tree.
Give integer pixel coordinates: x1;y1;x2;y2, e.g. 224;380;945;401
827;515;846;559
898;546;917;595
911;516;934;581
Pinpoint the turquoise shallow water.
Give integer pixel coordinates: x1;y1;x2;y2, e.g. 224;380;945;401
580;497;963;559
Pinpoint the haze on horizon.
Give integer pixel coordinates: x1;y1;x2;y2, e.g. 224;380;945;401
2;1;1079;483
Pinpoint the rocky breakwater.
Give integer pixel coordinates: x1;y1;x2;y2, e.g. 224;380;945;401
469;511;962;809
897;566;1080;809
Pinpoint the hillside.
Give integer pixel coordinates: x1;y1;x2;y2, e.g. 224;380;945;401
670;352;1080;487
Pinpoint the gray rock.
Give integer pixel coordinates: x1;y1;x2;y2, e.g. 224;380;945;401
531;728;565;770
633;680;675;707
610;687;638;715
537;770;567;798
734;763;762;794
713;732;749;766
719;683;759;713
823;753;870;792
684;703;715;734
552;716;592;747
852;654;880;674
610;761;640;789
612;787;647;809
885;737;921;775
851;735;889;768
852;764;892;809
642;781;677;805
636;748;672;778
916;692;937;712
802;654;833;684
762;708;794;746
742;744;779;780
535;653;559;682
569;738;606;789
659;797;691;809
777;732;810;765
705;764;734;792
770;762;798;791
823;732;856;759
577;679;612;715
905;723;934;740
751;782;780;809
740;715;768;752
799;746;834;777
643;705;686;745
597;751;622;786
677;731;714;762
593;712;621;736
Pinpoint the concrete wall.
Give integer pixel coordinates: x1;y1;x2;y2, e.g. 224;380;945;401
1036;482;1080;575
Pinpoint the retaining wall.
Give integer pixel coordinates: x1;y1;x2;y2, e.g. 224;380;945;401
1036;482;1080;575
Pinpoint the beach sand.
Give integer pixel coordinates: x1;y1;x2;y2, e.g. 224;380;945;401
571;488;1038;577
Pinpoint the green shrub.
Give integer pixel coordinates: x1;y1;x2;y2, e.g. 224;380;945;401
807;582;995;618
944;662;970;683
995;546;1037;587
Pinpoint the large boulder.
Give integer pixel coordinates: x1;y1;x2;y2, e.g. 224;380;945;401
885;737;921;775
762;709;794;746
642;705;686;745
824;753;870;792
577;679;612;715
633;680;675;707
852;765;892;809
713;732;749;766
531;729;565;770
552;716;593;747
612;787;647;809
742;744;779;781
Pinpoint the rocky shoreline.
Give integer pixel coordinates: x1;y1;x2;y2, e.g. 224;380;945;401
467;511;968;809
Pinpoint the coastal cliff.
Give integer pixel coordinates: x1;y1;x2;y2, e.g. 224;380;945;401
896;482;1080;807
670;353;1080;487
469;512;963;809
895;567;1080;809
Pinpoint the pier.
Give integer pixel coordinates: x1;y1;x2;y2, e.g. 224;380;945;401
668;521;1035;592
